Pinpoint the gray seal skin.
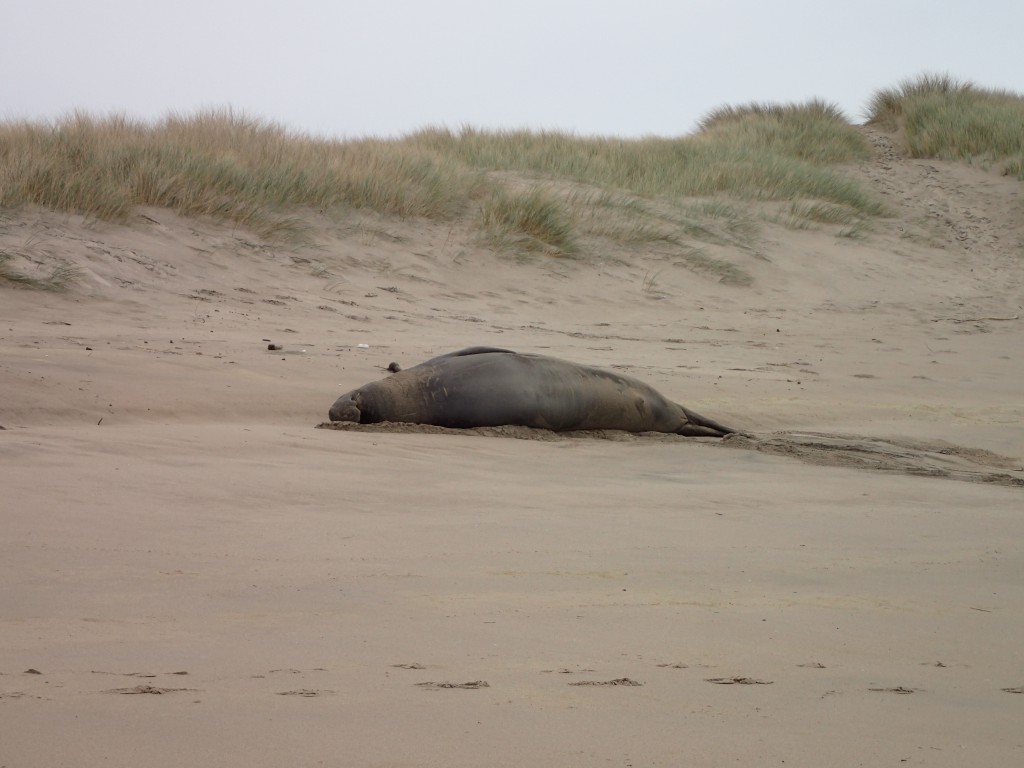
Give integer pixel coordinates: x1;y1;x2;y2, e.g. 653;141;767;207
329;346;735;437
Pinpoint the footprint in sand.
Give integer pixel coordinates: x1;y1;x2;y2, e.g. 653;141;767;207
0;691;46;701
103;684;196;695
91;670;190;678
416;681;490;690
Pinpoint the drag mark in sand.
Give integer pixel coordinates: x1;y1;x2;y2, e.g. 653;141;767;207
569;678;644;687
103;684;197;695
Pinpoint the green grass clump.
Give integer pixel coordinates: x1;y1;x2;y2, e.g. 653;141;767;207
481;187;576;255
866;74;1024;173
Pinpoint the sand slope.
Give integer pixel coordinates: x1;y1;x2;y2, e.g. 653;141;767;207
2;130;1023;766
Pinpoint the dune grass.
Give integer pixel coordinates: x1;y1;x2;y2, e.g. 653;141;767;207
4;77;1020;254
411;101;880;215
415;102;879;260
0;248;80;291
0;101;882;231
481;187;577;255
0;110;480;237
0;102;893;281
696;98;872;164
5;77;1021;291
866;74;1024;176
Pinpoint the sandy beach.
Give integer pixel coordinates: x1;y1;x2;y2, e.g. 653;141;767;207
2;128;1023;766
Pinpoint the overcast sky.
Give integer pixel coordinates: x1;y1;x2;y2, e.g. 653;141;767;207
4;0;1022;138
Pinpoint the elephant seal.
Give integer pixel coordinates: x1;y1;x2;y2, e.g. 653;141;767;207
328;346;734;437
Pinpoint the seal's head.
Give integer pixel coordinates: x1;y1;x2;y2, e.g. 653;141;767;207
329;391;362;422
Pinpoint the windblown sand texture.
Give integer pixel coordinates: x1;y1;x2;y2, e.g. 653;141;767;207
2;126;1023;767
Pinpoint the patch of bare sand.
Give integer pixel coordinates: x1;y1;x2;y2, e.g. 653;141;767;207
2;132;1023;766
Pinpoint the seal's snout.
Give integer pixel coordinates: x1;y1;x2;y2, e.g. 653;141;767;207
329;393;362;423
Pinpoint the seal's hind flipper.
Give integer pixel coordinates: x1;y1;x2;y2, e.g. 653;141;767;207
678;406;736;438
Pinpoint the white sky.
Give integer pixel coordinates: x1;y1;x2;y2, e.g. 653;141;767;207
3;0;1022;138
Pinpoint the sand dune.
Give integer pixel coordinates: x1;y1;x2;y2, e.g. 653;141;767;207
2;130;1023;766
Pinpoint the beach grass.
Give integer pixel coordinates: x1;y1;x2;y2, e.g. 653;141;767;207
0;248;80;291
866;74;1024;176
3;77;1020;276
412;102;880;214
0;101;882;243
0;110;482;237
481;187;577;255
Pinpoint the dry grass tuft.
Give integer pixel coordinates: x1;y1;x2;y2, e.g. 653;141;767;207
866;74;1024;174
866;73;975;129
697;99;848;130
695;99;870;165
0;247;80;291
481;187;576;256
